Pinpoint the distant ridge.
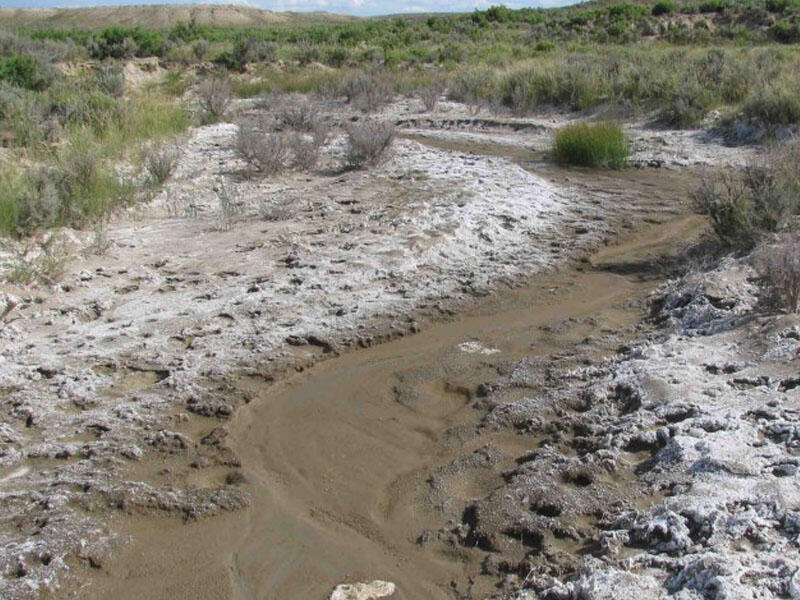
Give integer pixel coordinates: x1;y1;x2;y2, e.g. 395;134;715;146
0;4;359;29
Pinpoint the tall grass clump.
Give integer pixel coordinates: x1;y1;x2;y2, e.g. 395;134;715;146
502;60;603;115
552;122;629;168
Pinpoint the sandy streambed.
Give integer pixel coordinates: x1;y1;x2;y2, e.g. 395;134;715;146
83;211;706;600
0;107;749;598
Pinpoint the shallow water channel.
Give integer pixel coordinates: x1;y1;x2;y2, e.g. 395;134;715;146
86;195;704;599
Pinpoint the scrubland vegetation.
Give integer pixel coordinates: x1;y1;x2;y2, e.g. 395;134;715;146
0;31;188;236
692;137;800;311
2;0;800;241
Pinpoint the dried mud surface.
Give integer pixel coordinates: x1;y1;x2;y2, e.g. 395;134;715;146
86;211;707;600
0;100;776;599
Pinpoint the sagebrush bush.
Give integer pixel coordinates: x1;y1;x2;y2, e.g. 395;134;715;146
341;72;393;113
144;145;179;187
692;174;753;248
0;168;59;236
658;84;713;128
759;234;800;312
0;150;133;236
235;124;290;176
289;133;320;171
448;67;497;111
7;233;69;285
276;94;320;131
197;75;232;123
552;122;629;168
693;141;800;249
741;84;800;126
95;61;125;98
419;82;443;112
345;119;395;169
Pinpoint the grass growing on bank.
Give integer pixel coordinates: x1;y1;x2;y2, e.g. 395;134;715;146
3;2;800;240
553;122;629;168
0;84;188;237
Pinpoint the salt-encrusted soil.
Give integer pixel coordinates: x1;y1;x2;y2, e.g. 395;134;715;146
0;100;767;598
390;99;759;169
435;257;800;600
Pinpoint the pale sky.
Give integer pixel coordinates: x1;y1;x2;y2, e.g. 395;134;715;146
0;0;575;16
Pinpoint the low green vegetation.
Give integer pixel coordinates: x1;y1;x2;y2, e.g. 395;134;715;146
553;122;629;168
0;27;190;237
0;60;188;236
1;1;800;239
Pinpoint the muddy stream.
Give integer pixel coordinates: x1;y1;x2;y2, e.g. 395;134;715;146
83;150;705;600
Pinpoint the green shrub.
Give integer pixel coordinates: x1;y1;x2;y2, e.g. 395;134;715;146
766;0;800;12
162;70;190;97
552;122;629;168
773;19;800;42
742;85;800;126
652;0;676;16
605;3;648;20
698;0;729;12
0;53;47;91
